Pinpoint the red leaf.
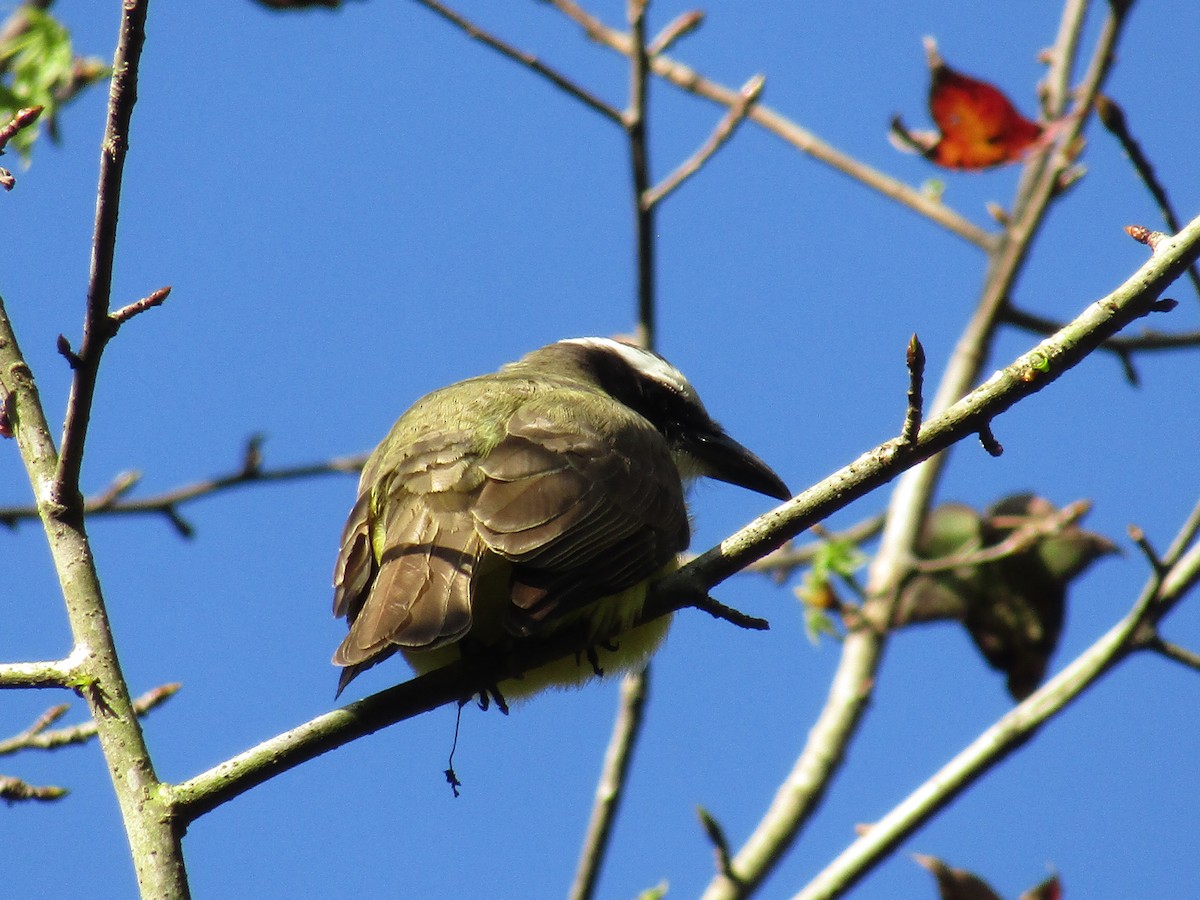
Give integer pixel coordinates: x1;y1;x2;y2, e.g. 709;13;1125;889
891;38;1045;171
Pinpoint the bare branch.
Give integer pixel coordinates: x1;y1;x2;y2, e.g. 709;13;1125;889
54;0;152;501
1097;94;1200;300
410;0;623;124
1147;638;1200;673
569;672;650;900
900;334;925;446
1003;303;1200;356
0;684;180;755
0;107;43;188
625;0;654;349
166;219;1200;824
109;285;171;331
647;10;703;56
698;806;740;884
913;500;1091;574
545;0;997;250
642;73;765;208
0;774;68;803
0;449;366;532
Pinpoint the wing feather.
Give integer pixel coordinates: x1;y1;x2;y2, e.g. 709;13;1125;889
474;401;688;629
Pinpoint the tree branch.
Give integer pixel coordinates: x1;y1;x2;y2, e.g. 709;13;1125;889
1096;93;1200;301
568;671;651;900
0;448;365;534
702;7;1138;893
642;73;764;209
797;525;1200;900
544;0;997;251
410;0;623;124
164;217;1200;823
0;4;191;896
0;683;179;755
55;0;153;502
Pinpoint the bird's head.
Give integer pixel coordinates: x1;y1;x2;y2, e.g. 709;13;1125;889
515;337;791;502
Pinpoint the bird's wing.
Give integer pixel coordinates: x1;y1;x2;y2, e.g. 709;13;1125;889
332;434;487;668
473;398;689;635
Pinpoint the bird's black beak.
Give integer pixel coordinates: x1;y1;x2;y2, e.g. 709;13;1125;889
684;427;791;502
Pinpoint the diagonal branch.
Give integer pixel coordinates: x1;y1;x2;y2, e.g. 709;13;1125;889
797;524;1200;900
411;0;623;124
0;683;180;755
702;6;1133;896
642;73;764;208
1096;94;1200;301
165;218;1200;823
568;671;651;900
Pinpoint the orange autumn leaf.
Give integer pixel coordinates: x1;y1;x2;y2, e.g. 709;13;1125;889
890;37;1045;170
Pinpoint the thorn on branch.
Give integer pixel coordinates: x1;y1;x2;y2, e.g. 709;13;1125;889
1114;348;1140;386
977;424;1003;457
164;506;195;539
1125;223;1167;252
0;106;44;157
1146;637;1200;673
901;333;925;445
0;390;13;439
647;10;704;56
697;805;740;884
108;285;171;332
691;594;770;631
91;470;142;509
0;775;68;804
56;334;82;369
1127;524;1167;576
241;433;266;477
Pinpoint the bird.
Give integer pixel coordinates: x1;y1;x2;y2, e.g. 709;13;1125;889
331;337;790;701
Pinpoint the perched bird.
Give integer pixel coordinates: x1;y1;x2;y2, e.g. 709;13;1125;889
331;337;789;700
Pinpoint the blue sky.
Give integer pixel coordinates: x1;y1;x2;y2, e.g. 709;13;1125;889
3;2;1199;897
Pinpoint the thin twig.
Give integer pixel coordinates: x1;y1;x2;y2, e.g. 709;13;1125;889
746;516;885;580
0;775;68;803
568;672;650;900
0;450;366;533
1003;304;1200;354
0;108;43;184
647;10;703;56
912;500;1090;574
109;285;171;330
1162;497;1200;568
54;0;151;502
625;0;654;349
1147;638;1200;673
703;7;1130;895
0;684;180;755
698;806;740;884
1096;94;1200;301
545;0;996;251
642;73;764;208
900;334;925;446
411;0;623;124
